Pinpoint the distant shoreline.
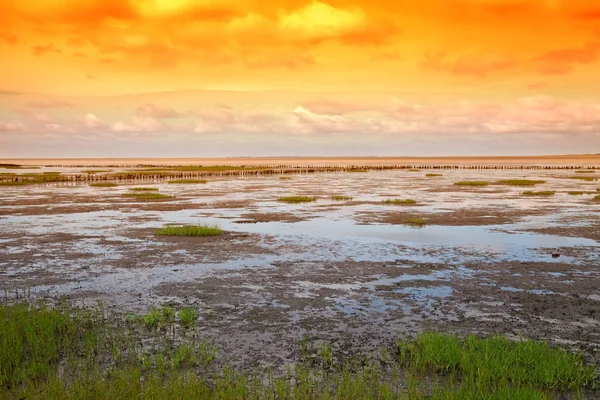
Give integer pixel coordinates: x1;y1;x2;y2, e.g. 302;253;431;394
1;155;599;167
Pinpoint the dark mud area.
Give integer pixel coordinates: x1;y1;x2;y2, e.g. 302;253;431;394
1;170;599;370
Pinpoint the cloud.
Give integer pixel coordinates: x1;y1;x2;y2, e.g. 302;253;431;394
135;102;183;118
0;121;25;132
32;43;62;56
421;51;515;76
111;116;165;133
26;100;75;109
534;41;600;75
80;113;107;128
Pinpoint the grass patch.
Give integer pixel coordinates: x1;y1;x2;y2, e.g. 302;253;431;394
403;217;427;226
522;191;555;196
346;168;368;173
571;176;598;181
568;191;584;195
595;194;600;200
122;192;174;200
426;173;443;177
496;179;546;186
0;302;597;399
279;176;292;180
454;181;489;186
89;182;118;187
277;196;317;203
129;187;159;191
331;195;353;201
382;198;417;205
575;170;595;173
408;169;421;172
167;179;208;184
153;224;222;237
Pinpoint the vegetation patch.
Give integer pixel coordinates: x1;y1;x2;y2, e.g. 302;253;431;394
89;182;118;187
571;176;598;181
454;181;489;186
403;217;427;226
122;192;174;200
496;179;546;186
0;302;597;399
426;173;443;177
331;195;353;201
279;176;292;180
522;191;555;196
595;194;600;200
129;187;159;191
567;191;584;195
277;196;317;203
346;168;369;173
168;179;208;184
154;224;222;237
382;198;417;205
408;169;421;172
575;170;595;173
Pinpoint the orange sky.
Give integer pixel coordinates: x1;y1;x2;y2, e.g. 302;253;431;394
1;0;600;157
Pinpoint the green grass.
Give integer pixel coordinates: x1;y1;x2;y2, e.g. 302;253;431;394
153;224;222;237
404;217;427;226
277;196;317;203
122;192;174;200
168;179;208;184
595;194;600;200
382;198;417;205
454;181;489;186
571;176;598;181
129;187;159;191
568;191;584;195
522;191;555;196
0;302;597;399
426;173;443;177
575;170;595;173
89;182;118;187
279;176;292;180
330;195;353;201
496;179;546;186
408;169;421;172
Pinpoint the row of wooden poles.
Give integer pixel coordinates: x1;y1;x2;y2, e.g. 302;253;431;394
2;164;599;183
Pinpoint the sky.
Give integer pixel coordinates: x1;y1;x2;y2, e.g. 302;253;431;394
1;0;600;157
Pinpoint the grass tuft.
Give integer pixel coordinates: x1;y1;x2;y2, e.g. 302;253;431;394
522;190;555;196
179;308;197;329
454;181;488;186
408;169;421;172
122;192;174;200
167;179;207;184
154;224;222;237
382;198;417;205
277;196;317;203
575;170;595;173
426;173;443;177
567;191;584;195
403;217;426;226
571;176;597;181
89;182;118;187
496;179;546;186
331;195;353;201
279;176;292;180
595;194;600;200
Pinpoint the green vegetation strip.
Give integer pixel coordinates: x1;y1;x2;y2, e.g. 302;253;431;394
154;224;222;237
122;192;174;200
404;217;427;226
331;195;353;201
575;170;595;173
279;176;292;180
0;303;597;399
595;195;600;200
571;176;598;181
129;187;159;191
426;173;443;177
408;169;421;172
277;196;317;203
567;191;584;195
89;182;118;187
522;191;555;196
454;181;489;186
496;179;546;186
168;179;208;184
382;199;417;205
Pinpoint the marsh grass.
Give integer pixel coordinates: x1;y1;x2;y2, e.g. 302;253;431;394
346;169;369;173
153;224;222;237
454;181;489;186
382;199;417;205
575;170;595;173
89;182;118;187
277;196;317;203
122;192;174;200
595;194;600;200
279;176;292;180
0;302;598;399
404;217;427;226
408;169;421;172
129;187;159;191
568;191;584;195
168;179;208;184
571;176;598;181
426;173;443;177
496;179;546;186
331;195;353;201
522;191;555;196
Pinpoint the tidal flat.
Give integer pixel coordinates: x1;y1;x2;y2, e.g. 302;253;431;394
1;164;599;398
